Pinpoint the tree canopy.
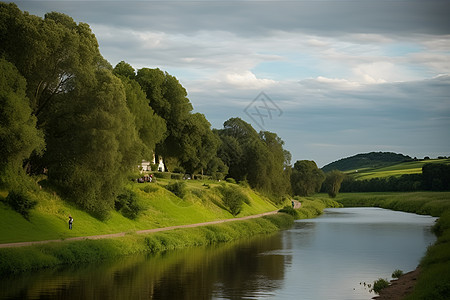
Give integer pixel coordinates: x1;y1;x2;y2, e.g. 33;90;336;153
1;4;307;217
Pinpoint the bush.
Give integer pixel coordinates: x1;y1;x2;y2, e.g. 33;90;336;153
171;173;182;180
211;172;224;181
392;269;403;279
166;181;187;198
152;172;171;179
278;206;298;217
373;278;389;294
115;190;141;219
220;186;249;216
4;190;37;220
226;178;236;184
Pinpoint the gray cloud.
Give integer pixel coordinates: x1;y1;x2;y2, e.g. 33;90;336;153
17;1;450;36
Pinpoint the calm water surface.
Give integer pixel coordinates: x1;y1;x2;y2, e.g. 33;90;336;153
0;208;437;299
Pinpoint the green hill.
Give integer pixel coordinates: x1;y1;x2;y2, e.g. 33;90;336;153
322;152;412;172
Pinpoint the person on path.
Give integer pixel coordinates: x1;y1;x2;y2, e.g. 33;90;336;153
69;215;73;230
291;200;295;209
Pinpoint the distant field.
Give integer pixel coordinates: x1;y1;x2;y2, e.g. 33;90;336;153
345;158;450;180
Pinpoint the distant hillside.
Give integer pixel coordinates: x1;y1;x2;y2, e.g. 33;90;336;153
322;152;412;172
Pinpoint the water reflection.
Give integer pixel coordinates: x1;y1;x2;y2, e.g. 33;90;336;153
0;208;437;300
1;234;287;300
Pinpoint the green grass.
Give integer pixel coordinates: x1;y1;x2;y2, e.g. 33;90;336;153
346;158;450;180
0;179;278;244
335;191;450;299
0;213;295;275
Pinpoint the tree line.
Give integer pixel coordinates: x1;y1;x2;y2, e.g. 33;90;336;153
1;4;322;218
3;4;447;220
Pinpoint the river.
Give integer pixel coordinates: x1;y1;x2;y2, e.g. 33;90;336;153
0;207;437;299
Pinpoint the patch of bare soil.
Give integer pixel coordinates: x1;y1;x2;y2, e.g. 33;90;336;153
372;268;420;300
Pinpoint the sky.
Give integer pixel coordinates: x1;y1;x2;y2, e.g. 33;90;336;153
14;0;450;167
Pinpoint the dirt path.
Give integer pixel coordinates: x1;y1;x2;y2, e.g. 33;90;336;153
0;210;279;249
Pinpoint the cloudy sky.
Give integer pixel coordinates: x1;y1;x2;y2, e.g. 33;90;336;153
15;0;450;167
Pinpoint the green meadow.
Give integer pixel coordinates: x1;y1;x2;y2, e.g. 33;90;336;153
345;158;450;180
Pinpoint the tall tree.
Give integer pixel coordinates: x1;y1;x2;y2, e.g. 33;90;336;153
322;170;345;198
0;4;109;123
136;68;193;163
44;69;141;218
0;59;45;189
116;72;166;160
179;113;220;174
291;160;325;196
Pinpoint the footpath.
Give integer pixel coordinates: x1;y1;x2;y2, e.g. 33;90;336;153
0;210;279;249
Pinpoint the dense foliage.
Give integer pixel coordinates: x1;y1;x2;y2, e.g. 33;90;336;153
0;3;349;218
290;160;325;196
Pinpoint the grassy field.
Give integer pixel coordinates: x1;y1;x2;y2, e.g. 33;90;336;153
0;178;279;244
334;191;450;300
345;158;450;180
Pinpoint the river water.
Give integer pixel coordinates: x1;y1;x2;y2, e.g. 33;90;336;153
0;208;437;299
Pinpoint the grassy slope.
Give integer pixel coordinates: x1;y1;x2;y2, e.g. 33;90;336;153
0;178;342;275
346;158;450;180
334;191;450;300
0;179;277;244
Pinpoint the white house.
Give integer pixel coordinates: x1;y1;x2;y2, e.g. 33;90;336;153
138;154;165;173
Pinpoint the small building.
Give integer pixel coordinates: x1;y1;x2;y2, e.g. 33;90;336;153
138;154;165;173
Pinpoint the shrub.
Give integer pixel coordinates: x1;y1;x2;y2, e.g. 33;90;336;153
4;190;37;220
373;278;389;294
152;172;171;179
115;190;141;219
166;181;187;198
171;173;182;180
212;172;224;181
226;178;236;184
392;269;403;279
220;186;249;216
278;206;298;217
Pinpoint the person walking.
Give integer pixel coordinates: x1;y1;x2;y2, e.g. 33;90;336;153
69;215;73;230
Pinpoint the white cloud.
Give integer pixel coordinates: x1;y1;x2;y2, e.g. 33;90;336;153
223;71;277;90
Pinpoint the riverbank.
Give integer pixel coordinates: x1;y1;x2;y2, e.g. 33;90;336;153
0;213;294;275
335;192;450;299
0;180;341;275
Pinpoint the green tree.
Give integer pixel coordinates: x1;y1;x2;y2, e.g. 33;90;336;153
217;118;290;198
0;4;109;122
44;70;141;218
322;170;345;198
291;160;325;196
113;61;136;79
136;68;193;163
179;113;220;174
0;59;45;189
116;73;166;160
